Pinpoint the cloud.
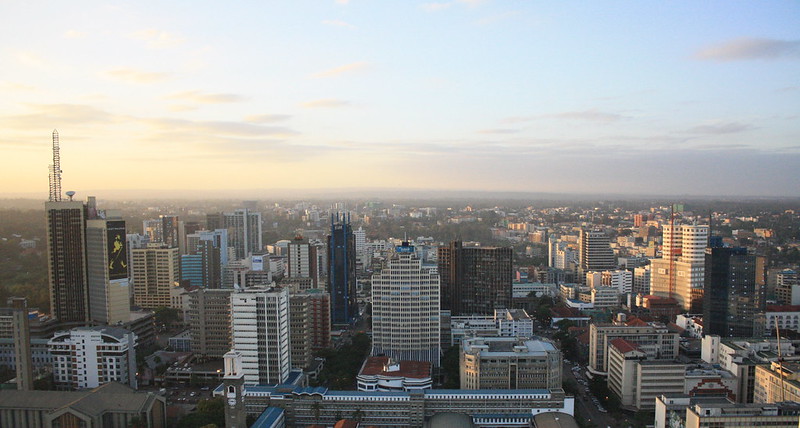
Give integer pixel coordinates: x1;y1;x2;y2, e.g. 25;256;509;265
0;103;117;130
422;2;452;11
335;0;350;4
14;51;47;68
506;109;625;123
167;105;198;112
104;68;171;84
64;30;87;39
0;81;36;92
311;61;369;78
167;90;246;104
141;118;298;138
685;122;754;135
301;99;350;108
323;19;356;29
694;38;800;61
244;114;292;123
130;29;186;48
477;128;520;134
476;10;520;26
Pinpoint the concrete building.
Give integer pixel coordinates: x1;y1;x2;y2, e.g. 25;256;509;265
590;286;620;309
588;321;680;376
231;287;291;385
357;356;432;392
188;288;233;358
86;216;130;324
289;289;331;370
372;243;441;366
438;241;513;316
287;237;321;288
0;382;166;428
448;309;534;347
764;305;800;335
48;326;137;390
633;265;650;295
46;199;89;323
5;298;33;390
649;224;708;313
775;269;799;306
578;230;616;284
218;384;574;428
655;394;800;428
461;336;562;390
224;209;263;260
131;244;179;309
754;361;800;404
704;246;764;337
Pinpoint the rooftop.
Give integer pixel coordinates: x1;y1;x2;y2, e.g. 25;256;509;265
359;356;431;379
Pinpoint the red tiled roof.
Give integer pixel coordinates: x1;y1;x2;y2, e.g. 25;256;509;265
625;318;648;327
577;331;591;345
358;356;431;379
609;338;640;354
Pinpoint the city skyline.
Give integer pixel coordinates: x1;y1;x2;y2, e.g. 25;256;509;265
1;1;799;198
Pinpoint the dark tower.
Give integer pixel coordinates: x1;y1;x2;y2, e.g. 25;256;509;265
328;213;356;325
223;351;247;428
438;241;513;316
703;244;762;337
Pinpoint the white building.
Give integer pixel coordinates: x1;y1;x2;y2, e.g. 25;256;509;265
371;243;441;366
461;336;562;390
650;224;709;312
231;287;291;385
356;356;432;392
591;286;621;309
49;326;137;390
512;282;558;298
764;305;800;335
675;314;704;338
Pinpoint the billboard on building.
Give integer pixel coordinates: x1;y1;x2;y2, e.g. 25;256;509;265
107;220;128;280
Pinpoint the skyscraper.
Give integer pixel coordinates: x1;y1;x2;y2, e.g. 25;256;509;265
328;214;357;325
703;246;763;337
86;214;130;324
160;215;179;248
224;209;262;260
131;244;180;309
438;241;513;316
287;236;320;288
371;243;441;366
46;198;89;323
289;289;331;370
231;287;291;385
650;224;709;312
578;230;616;283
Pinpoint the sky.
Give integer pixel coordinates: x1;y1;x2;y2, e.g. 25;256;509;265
1;1;799;199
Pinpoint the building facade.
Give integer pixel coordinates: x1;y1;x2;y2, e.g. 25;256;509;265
289;289;331;370
461;336;562;390
328;215;357;325
703;246;763;337
650;224;709;312
85;216;130;325
48;326;137;390
188;288;233;358
438;241;513;316
46;200;89;323
372;243;441;366
231;287;291;385
131;245;179;309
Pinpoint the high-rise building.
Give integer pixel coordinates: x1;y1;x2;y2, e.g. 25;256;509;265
86;215;130;324
142;219;163;243
650;224;709;312
230;287;291;385
7;298;33;391
287;237;320;288
704;246;763;337
131;244;179;309
328;214;357;325
188;288;233;358
224;209;262;260
438;241;512;316
289;289;331;370
160;215;179;248
46;199;89;323
371;243;441;366
48;326;137;390
578;230;616;283
775;270;799;306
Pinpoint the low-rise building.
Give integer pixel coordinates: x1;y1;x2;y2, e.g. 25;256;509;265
48;326;137;390
461;336;561;390
357;356;432;392
589;321;680;376
754;361;800;404
655;394;800;428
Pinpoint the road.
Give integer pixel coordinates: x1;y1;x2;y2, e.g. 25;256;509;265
563;361;618;428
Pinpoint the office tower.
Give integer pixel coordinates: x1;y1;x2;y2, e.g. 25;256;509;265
704;246;763;337
131;244;179;309
328;214;357;325
160;215;179;248
7;298;33;391
633;266;651;295
438;241;513;316
650;224;709;312
86;215;131;324
289;290;331;369
178;221;202;255
142;219;163;243
188;288;233;358
231;287;290;385
775;270;799;305
588;322;680;376
181;253;203;287
207;212;223;231
460;337;561;390
371;243;441;366
601;270;633;294
49;326;137;390
46;198;89;324
578;230;616;283
224;209;262;260
287;237;320;288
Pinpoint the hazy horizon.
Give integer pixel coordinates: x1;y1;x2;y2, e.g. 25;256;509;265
2;2;798;196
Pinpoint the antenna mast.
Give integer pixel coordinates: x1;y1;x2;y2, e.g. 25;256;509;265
48;130;62;202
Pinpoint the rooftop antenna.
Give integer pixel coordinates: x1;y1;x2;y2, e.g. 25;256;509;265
48;130;62;202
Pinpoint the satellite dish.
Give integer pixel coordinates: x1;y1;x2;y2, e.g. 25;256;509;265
66;191;76;200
